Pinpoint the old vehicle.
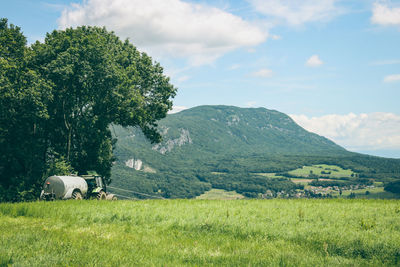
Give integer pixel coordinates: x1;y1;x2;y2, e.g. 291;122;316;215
40;174;117;201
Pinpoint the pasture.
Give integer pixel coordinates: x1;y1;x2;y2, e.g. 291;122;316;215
196;189;244;200
288;164;355;178
1;199;399;266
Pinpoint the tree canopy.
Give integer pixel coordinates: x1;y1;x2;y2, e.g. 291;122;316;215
0;19;176;201
384;180;400;194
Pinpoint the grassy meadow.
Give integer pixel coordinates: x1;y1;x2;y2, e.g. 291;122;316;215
1;199;400;266
196;189;244;200
288;164;355;178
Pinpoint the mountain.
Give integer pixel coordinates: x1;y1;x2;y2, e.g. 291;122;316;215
154;105;348;155
110;105;400;198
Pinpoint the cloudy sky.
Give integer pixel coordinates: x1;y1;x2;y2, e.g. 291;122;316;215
2;0;400;158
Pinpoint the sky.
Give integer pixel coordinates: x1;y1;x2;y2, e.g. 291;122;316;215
1;0;400;158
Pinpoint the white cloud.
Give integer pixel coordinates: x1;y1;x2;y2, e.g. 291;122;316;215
384;74;400;82
59;0;267;65
306;55;323;67
168;106;188;114
290;112;400;152
248;0;342;26
252;68;273;77
371;2;400;27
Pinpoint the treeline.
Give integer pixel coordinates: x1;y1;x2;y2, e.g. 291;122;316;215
110;167;210;199
310;179;373;188
111;161;303;199
384;181;400;194
199;173;303;198
0;19;176;202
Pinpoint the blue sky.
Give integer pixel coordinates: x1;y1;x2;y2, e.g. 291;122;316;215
1;0;400;157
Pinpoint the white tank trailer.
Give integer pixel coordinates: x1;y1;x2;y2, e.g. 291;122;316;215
40;175;116;200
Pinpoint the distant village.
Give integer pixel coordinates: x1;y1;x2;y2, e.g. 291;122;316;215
261;183;377;199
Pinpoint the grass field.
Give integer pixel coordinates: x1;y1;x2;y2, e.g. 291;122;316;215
288;164;355;178
196;189;244;200
1;199;400;266
290;178;313;185
254;173;285;179
333;187;400;199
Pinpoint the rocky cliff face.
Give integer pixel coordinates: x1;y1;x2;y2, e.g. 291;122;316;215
152;129;192;154
125;158;143;170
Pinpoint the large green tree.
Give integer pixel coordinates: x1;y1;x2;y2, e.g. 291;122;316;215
0;18;52;201
0;20;176;201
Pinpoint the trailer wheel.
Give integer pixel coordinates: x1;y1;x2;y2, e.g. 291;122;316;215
72;191;83;200
97;191;106;200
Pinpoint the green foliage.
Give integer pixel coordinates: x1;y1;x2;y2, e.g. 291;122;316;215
0;19;176;201
310;179;373;188
29;26;175;180
384;180;400;194
44;155;74;177
199;172;303;196
0;253;13;267
0;18;52;201
0;18;25;60
0;199;400;266
348;192;356;199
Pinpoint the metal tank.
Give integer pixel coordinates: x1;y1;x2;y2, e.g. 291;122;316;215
40;176;88;200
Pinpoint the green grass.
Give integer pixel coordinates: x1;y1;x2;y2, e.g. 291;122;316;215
290;178;313;185
334;187;400;199
288;164;355;178
196;189;244;200
1;199;400;266
254;173;285;179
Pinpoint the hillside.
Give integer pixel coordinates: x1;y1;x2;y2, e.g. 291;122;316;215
115;105;346;157
110;105;400;199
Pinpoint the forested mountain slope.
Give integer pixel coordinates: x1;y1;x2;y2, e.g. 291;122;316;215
110;105;400;198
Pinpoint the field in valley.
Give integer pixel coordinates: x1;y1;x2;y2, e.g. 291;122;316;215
253;164;400;199
196;189;244;200
288;164;355;178
1;199;400;266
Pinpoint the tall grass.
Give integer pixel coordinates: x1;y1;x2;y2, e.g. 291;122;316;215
1;199;399;266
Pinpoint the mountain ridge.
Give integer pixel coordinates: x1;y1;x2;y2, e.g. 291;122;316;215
157;105;346;156
110;105;400;198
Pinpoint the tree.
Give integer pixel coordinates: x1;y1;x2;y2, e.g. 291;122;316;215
0;18;52;201
0;21;176;201
384;181;400;194
348;192;356;199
